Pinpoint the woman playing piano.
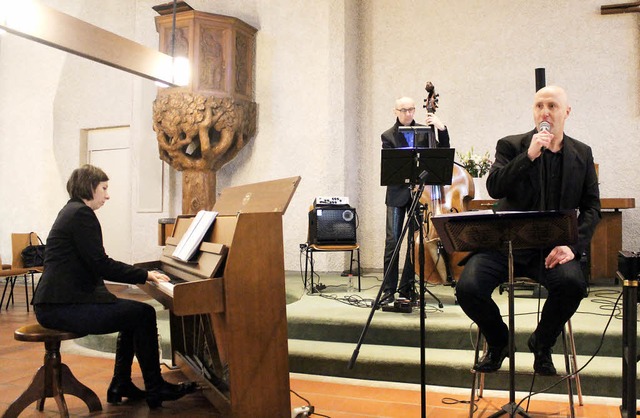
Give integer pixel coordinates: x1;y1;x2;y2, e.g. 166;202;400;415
32;164;196;409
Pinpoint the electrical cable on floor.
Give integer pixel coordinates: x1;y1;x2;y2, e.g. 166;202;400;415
290;389;330;417
580;287;623;319
441;396;478;413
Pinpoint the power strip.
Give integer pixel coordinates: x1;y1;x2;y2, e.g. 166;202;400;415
292;405;314;417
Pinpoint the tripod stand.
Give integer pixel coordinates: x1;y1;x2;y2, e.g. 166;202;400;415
381;181;444;310
432;209;578;418
349;147;454;418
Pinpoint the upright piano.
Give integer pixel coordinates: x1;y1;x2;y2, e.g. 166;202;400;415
137;177;300;417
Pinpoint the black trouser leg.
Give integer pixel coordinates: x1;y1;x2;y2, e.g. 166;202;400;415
535;260;587;348
455;251;510;347
34;298;164;390
383;206;405;293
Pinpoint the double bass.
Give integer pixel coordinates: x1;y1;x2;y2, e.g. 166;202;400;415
414;81;475;284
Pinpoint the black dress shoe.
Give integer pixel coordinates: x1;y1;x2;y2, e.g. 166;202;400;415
528;333;556;376
379;291;395;306
107;380;146;404
474;345;509;373
398;291;414;302
146;380;198;409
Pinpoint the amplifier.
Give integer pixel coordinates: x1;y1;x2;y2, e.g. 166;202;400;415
618;251;640;281
308;207;357;245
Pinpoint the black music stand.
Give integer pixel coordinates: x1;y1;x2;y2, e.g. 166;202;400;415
381;147;454;187
432;209;578;418
348;147;454;418
618;251;639;418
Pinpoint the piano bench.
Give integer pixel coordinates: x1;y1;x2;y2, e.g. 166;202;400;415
3;324;102;418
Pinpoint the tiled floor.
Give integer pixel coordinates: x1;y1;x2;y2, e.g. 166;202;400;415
0;281;625;417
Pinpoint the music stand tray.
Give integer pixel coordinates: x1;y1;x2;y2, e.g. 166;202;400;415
381;147;454;186
431;209;578;418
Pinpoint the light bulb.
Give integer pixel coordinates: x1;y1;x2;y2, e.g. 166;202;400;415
172;56;190;87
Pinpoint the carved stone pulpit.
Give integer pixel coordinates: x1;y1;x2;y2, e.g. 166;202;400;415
152;3;257;214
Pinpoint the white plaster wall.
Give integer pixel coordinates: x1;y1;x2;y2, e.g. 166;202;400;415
213;0;361;271
1;0;638;275
358;0;640;271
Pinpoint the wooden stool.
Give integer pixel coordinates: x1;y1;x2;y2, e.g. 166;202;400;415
2;324;102;418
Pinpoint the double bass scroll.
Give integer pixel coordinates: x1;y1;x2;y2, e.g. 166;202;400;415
414;81;475;284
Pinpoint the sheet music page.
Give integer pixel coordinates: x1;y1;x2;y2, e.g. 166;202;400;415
172;210;218;262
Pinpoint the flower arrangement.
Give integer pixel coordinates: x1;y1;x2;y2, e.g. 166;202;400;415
457;148;492;178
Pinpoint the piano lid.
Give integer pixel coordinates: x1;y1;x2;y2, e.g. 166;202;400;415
213;176;301;216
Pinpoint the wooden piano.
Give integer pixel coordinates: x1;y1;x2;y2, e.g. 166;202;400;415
137;176;301;417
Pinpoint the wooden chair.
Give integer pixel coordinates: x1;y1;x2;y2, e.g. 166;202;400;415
1;255;10;270
0;254;31;311
1;324;102;418
468;279;583;418
4;232;44;311
304;243;361;293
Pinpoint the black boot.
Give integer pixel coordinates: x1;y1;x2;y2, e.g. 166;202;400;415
107;332;146;404
146;380;198;409
107;380;146;404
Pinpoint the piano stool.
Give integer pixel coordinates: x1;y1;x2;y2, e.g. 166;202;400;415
2;324;102;418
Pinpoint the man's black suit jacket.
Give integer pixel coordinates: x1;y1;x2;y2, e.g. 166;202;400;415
486;129;601;258
33;199;147;305
381;119;450;207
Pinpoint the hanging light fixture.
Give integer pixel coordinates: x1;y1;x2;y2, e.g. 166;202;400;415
156;0;190;87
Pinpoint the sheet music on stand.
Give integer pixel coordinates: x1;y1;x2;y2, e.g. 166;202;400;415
172;210;218;262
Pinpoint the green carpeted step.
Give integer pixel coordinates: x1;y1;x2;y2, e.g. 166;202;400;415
288;338;631;398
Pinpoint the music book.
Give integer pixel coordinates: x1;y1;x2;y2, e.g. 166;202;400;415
172;210;218;262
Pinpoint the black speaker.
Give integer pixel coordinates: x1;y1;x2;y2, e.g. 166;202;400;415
308;206;357;245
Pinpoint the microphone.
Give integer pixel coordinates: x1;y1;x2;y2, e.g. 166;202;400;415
538;121;550;152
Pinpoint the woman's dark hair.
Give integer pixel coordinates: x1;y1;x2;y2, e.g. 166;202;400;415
66;164;109;200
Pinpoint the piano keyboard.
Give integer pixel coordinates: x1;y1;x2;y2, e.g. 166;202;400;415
152;269;187;284
150;269;187;296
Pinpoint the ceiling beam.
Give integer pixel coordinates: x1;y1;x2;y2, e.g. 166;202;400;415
0;0;177;86
601;1;640;14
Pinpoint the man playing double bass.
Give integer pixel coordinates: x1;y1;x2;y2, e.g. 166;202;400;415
380;96;450;306
456;85;601;375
